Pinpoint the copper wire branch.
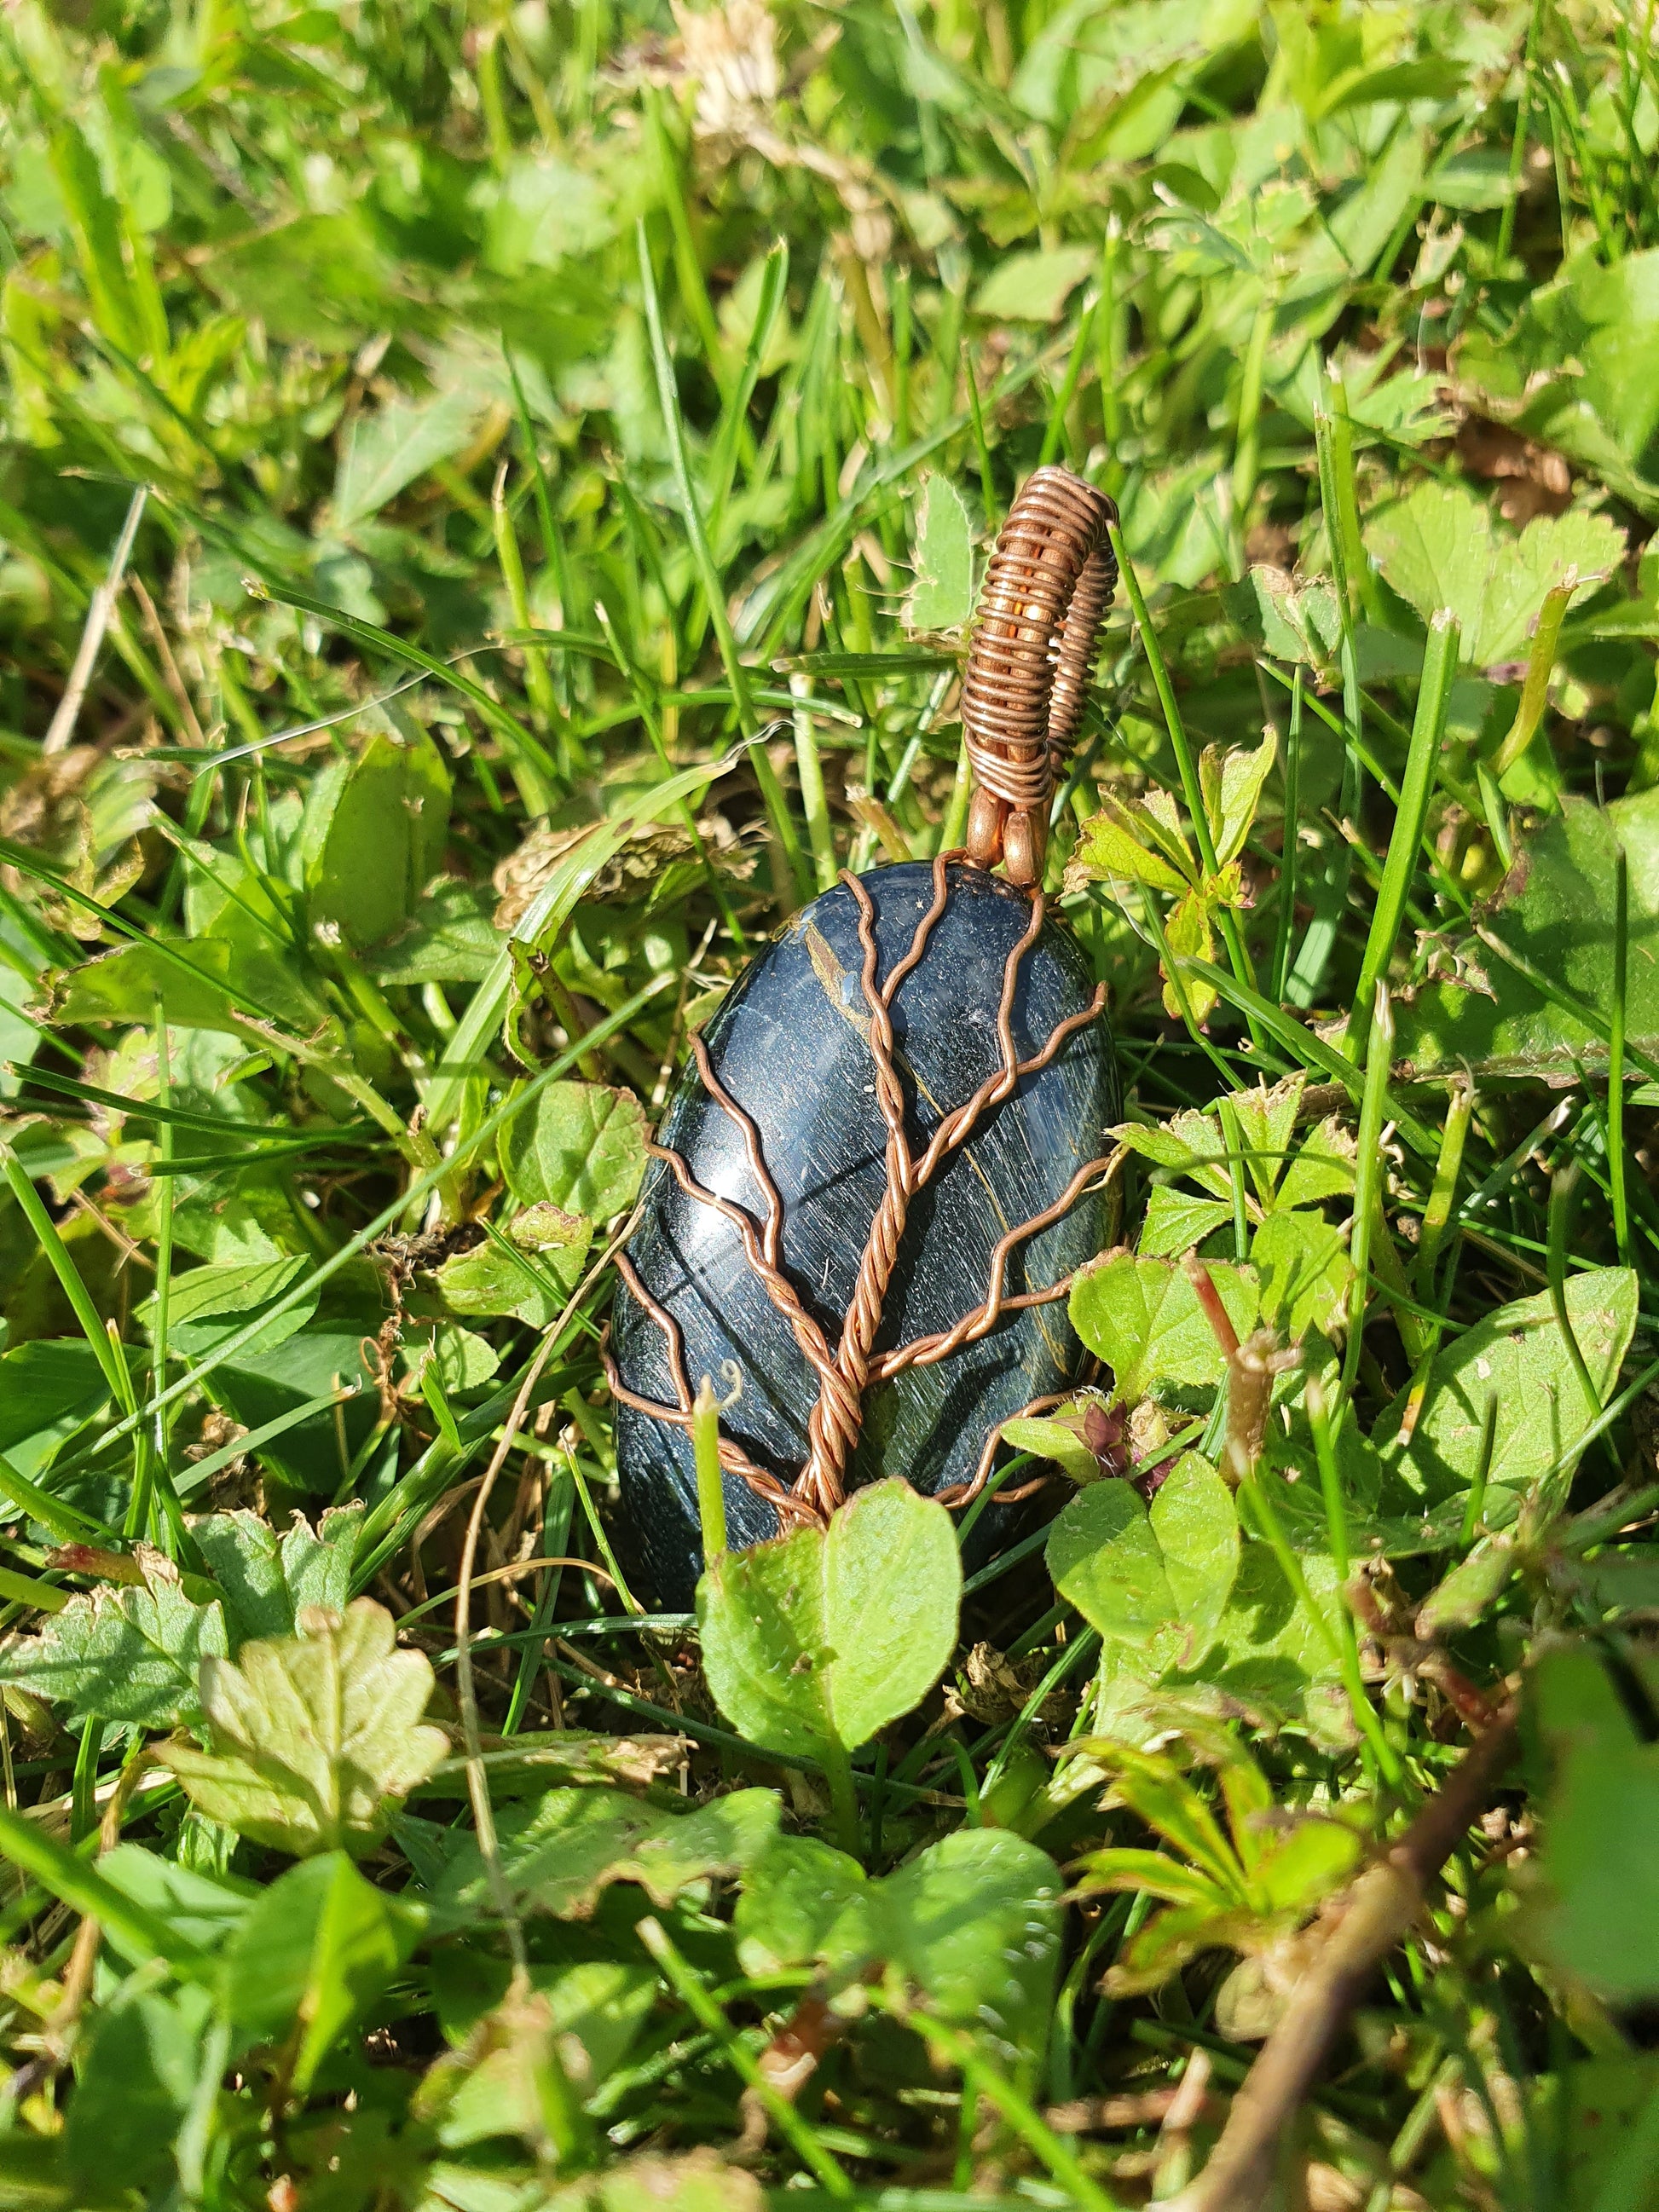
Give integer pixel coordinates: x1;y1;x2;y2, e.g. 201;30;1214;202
611;851;1115;1532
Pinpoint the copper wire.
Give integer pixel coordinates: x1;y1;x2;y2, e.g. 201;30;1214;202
962;465;1118;886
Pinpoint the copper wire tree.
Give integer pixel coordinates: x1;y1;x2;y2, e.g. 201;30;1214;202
605;467;1124;1533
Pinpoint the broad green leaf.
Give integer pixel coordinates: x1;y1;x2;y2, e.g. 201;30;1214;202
1069;1250;1259;1404
1048;1453;1239;1670
501;1079;647;1220
136;1256;316;1361
1200;1542;1345;1726
1228;1077;1304;1206
204;1329;377;1496
736;1827;1063;2068
191;1504;361;1649
1091;1741;1246;1896
1529;1643;1659;2003
1392;1268;1638;1506
1073;1848;1227;1910
306;728;452;951
0;1339;112;1476
64;1978;215;2204
999;1412;1106;1483
1165;885;1221;1019
431;1233;571;1322
428;1949;657;2084
0;1547;227;1729
1394;792;1659;1077
905;474;974;632
1222;565;1341;669
1275;1116;1356;1210
1363;479;1625;667
221;1851;425;2092
697;1480;960;1759
97;1845;257;1965
333;384;486;533
154;1599;448;1856
1250;1209;1353;1337
733;1835;869;1978
367;881;504;986
1251;1816;1361;1913
1069;799;1192;893
199;209;404;350
1108;1897;1249;1995
1115;1109;1233;1197
1137;1186;1234;1256
427;1784;779;1924
1200;730;1276;868
1472;245;1659;478
972;245;1094;321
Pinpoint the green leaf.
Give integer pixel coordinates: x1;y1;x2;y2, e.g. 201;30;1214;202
1201;1543;1346;1726
97;1844;257;1964
0;1547;227;1729
306;728;453;952
428;1949;657;2085
1250;1209;1354;1337
136;1256;317;1361
1137;1186;1235;1257
1530;1643;1659;2003
431;1233;571;1323
1227;1077;1304;1207
1068;800;1192;893
64;1978;215;2204
153;1599;448;1856
0;1340;112;1475
333;384;486;533
1275;1116;1356;1210
221;1851;425;2092
1047;1453;1239;1669
1393;1268;1638;1506
427;1784;780;1924
192;1504;361;1649
1394;792;1659;1078
1222;566;1341;669
904;474;974;632
1069;1251;1259;1404
1251;1816;1361;1912
501;1079;647;1220
697;1480;961;1760
1363;479;1625;667
1201;729;1276;869
972;245;1094;321
999;1412;1106;1484
736;1827;1063;2068
1115;1110;1233;1198
367;881;505;986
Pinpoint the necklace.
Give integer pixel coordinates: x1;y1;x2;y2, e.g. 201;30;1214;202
606;468;1123;1607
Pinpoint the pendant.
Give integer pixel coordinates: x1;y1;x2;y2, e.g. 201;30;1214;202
606;469;1122;1608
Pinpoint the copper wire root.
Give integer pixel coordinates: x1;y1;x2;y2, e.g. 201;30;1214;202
934;1389;1078;1512
962;465;1118;887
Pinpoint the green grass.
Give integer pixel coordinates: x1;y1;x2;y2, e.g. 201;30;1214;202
1;0;1659;2206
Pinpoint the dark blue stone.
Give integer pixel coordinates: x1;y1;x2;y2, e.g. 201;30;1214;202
611;861;1119;1608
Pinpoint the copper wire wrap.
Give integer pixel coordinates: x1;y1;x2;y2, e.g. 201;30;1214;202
962;465;1119;887
611;848;1123;1528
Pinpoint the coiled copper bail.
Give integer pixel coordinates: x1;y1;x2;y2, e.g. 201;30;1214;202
962;465;1119;887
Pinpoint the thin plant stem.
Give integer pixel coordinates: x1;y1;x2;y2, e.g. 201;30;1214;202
1343;989;1395;1395
1610;840;1630;1266
1347;609;1459;1055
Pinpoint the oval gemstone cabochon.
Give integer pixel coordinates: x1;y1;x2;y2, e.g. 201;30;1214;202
611;861;1120;1608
